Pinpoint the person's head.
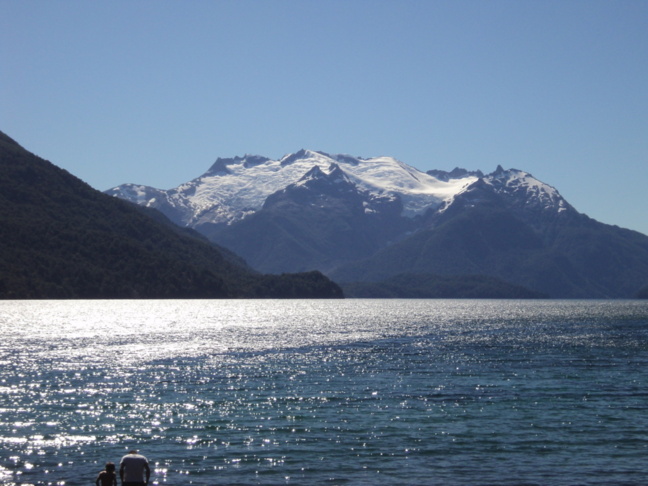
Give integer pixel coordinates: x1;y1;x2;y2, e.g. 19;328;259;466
129;450;138;454
105;462;115;472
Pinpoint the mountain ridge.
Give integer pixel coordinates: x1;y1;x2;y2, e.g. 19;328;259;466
106;151;479;227
103;147;648;298
107;148;648;299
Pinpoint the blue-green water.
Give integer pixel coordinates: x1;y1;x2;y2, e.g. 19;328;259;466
1;299;648;485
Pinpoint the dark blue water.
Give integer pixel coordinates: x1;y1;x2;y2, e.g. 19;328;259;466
1;299;648;485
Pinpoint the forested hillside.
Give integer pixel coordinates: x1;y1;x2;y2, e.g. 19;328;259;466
0;132;343;299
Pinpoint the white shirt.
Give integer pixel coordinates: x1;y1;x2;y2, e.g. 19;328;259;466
120;453;149;482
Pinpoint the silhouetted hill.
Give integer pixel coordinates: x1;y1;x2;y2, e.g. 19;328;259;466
0;132;343;299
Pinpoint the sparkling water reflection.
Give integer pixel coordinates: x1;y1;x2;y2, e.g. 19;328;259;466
1;299;648;485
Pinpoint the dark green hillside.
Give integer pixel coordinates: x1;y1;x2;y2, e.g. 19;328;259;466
343;273;547;299
0;131;342;299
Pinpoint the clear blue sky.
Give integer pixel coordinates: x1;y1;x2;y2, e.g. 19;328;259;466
2;0;647;234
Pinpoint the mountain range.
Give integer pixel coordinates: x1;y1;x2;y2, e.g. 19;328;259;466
108;150;648;298
0;132;342;299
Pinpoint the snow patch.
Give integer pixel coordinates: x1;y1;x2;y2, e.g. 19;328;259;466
182;152;480;223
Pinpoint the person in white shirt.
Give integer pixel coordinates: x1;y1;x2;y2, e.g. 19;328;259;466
119;450;150;486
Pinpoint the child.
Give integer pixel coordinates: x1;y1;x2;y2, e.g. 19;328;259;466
96;462;117;486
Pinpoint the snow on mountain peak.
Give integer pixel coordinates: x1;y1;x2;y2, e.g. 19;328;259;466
484;167;569;213
141;150;480;225
108;150;487;226
107;150;574;232
433;166;572;217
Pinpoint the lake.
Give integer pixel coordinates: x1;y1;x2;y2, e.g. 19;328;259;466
1;299;648;485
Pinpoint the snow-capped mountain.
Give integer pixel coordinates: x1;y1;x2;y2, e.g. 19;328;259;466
106;150;479;227
435;165;572;220
107;149;648;298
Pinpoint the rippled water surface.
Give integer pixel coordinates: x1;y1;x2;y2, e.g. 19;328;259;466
2;299;648;485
